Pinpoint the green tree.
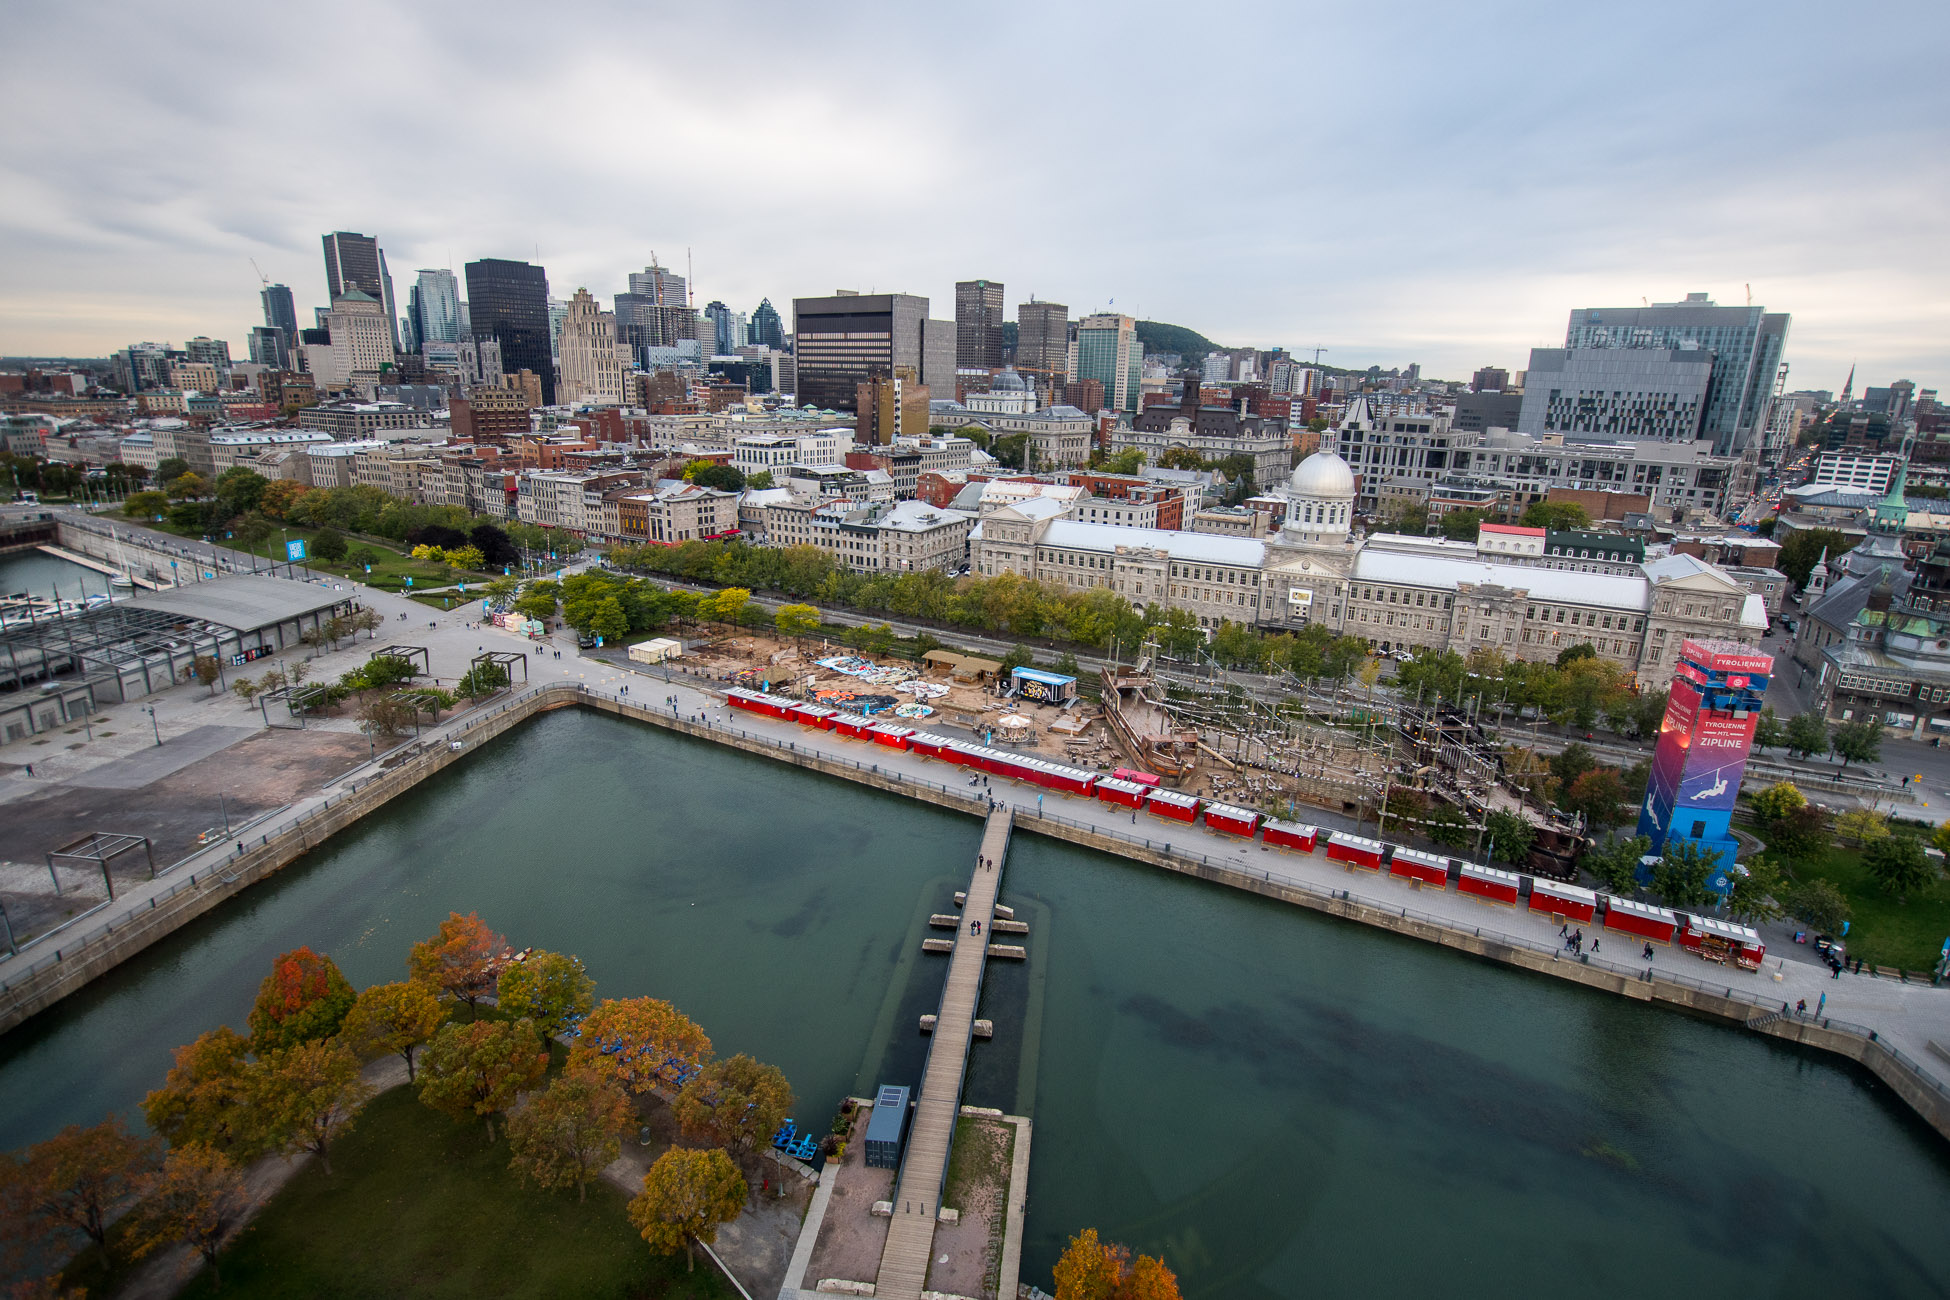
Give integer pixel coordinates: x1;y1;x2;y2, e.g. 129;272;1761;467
1749;780;1806;824
1752;706;1787;755
746;469;774;490
164;471;207;501
1555;642;1597;669
1725;853;1787;925
1864;834;1932;899
1651;840;1721;908
1830;717;1882;773
774;602;820;644
1548;742;1597;795
507;1069;634;1202
246;946;357;1056
1833;808;1889;847
1784;710;1829;760
496;950;595;1040
340;980;448;1082
123;489;168;518
686;461;745;491
1583;834;1650;895
1783;878;1851;933
456;661;511;700
155;457;191;483
1426;803;1471;849
1000;643;1034;675
1776;527;1848;588
249;1039;374;1175
626;1146;748;1273
311;527;348;562
589;595;628;643
1521;501;1590;530
1483;810;1535;866
1564;767;1628;830
1439;508;1489;541
707;586;751;627
417;1019;550;1141
1157;446;1204;471
672;1054;795;1169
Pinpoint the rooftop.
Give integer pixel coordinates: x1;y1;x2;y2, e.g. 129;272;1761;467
1037;519;1267;567
126;574;349;632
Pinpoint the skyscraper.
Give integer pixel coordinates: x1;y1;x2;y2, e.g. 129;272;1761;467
628;262;686;307
260;284;297;350
750;299;785;350
322;231;399;350
409;269;463;347
465;258;556;404
955;279;1005;370
247;326;289;370
1016;300;1068;379
556;288;631;406
791;292;928;412
1562;294;1790;456
1072;312;1141;414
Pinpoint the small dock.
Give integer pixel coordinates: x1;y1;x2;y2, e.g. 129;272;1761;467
875;807;1012;1300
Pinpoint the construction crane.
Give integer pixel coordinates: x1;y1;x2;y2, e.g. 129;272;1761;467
1310;346;1329;366
250;258;269;286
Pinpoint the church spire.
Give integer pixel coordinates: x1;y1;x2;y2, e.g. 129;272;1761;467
1840;363;1855;408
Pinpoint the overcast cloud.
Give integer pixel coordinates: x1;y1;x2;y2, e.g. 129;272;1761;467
1;0;1944;391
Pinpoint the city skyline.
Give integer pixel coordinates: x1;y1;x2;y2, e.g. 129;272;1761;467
0;0;1944;392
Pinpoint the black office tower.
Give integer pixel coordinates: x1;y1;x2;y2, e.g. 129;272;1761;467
261;283;298;348
465;258;555;404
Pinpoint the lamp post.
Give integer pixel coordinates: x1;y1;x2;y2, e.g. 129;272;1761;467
143;705;161;747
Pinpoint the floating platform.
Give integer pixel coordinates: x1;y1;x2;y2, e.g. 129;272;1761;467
929;914;960;929
986;944;1027;960
922;938;955;954
991;919;1029;934
920;1014;992;1039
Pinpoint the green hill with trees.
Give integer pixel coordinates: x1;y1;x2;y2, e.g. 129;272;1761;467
1135;321;1222;367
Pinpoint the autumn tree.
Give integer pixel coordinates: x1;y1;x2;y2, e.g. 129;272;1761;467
417;1019;549;1140
773;603;820;646
341;980;447;1081
246;946;357;1054
568;997;713;1096
1053;1227;1183;1300
0;1117;160;1254
626;1146;747;1273
507;1070;634;1202
1563;768;1628;831
126;1144;251;1289
496;950;595;1041
407;910;504;1009
142;1027;266;1159
245;1040;372;1175
673;1054;794;1166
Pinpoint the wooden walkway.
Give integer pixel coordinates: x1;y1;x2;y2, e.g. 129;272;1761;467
875;807;1013;1300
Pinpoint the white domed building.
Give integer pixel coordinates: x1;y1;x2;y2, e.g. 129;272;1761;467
1281;449;1357;542
1259;448;1361;626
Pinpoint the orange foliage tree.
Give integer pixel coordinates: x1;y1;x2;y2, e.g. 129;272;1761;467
506;1069;634;1202
1053;1228;1181;1300
567;997;712;1096
0;1116;161;1255
341;980;448;1081
626;1146;747;1273
126;1144;251;1288
407;911;504;1008
249;1039;375;1175
246;946;356;1054
141;1026;267;1159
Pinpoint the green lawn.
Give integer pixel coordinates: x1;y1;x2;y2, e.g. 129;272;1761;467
157;1086;733;1300
145;517;488;590
1784;845;1950;970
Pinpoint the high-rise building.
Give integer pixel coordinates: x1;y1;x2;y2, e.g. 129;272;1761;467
548;298;569;362
1515;349;1716;443
1471;366;1509;393
1072;312;1141;414
185;336;232;372
555;288;631;406
1016;300;1068;378
856;367;930;446
247;326;289;370
792;292;928;412
1562;293;1789;455
955;279;1005;370
321;231;399;350
751;298;785;350
465;258;555;405
409;269;463;348
921;318;957;395
703;301;748;355
261;284;297;349
628;262;687;307
304;290;397;387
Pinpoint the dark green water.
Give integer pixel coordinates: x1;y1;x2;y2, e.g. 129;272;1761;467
2;710;1946;1297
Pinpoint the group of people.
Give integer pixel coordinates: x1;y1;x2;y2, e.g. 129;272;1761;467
1559;924;1597;956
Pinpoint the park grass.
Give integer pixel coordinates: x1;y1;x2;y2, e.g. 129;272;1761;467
146;516;481;590
165;1085;731;1300
1784;844;1950;970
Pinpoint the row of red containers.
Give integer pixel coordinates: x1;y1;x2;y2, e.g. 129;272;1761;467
722;689;1763;966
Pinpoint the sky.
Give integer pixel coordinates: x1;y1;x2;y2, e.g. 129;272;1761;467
1;0;1945;393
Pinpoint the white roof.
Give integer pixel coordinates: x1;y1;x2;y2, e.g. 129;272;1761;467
1350;548;1648;609
1739;593;1768;630
743;487;796;507
993;497;1072;523
877;501;971;533
1642;552;1743;588
1037;519;1266;568
1532;879;1597;902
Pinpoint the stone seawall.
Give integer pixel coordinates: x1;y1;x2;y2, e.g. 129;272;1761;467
7;686;1946;1143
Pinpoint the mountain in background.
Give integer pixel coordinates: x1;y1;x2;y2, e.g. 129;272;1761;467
1135;321;1221;367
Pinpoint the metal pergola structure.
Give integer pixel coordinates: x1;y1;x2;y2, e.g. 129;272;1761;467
369;644;430;675
0;602;228;696
46;832;155;902
470;650;527;686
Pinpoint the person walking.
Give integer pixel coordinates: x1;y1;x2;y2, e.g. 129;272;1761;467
1817;992;1827;1016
